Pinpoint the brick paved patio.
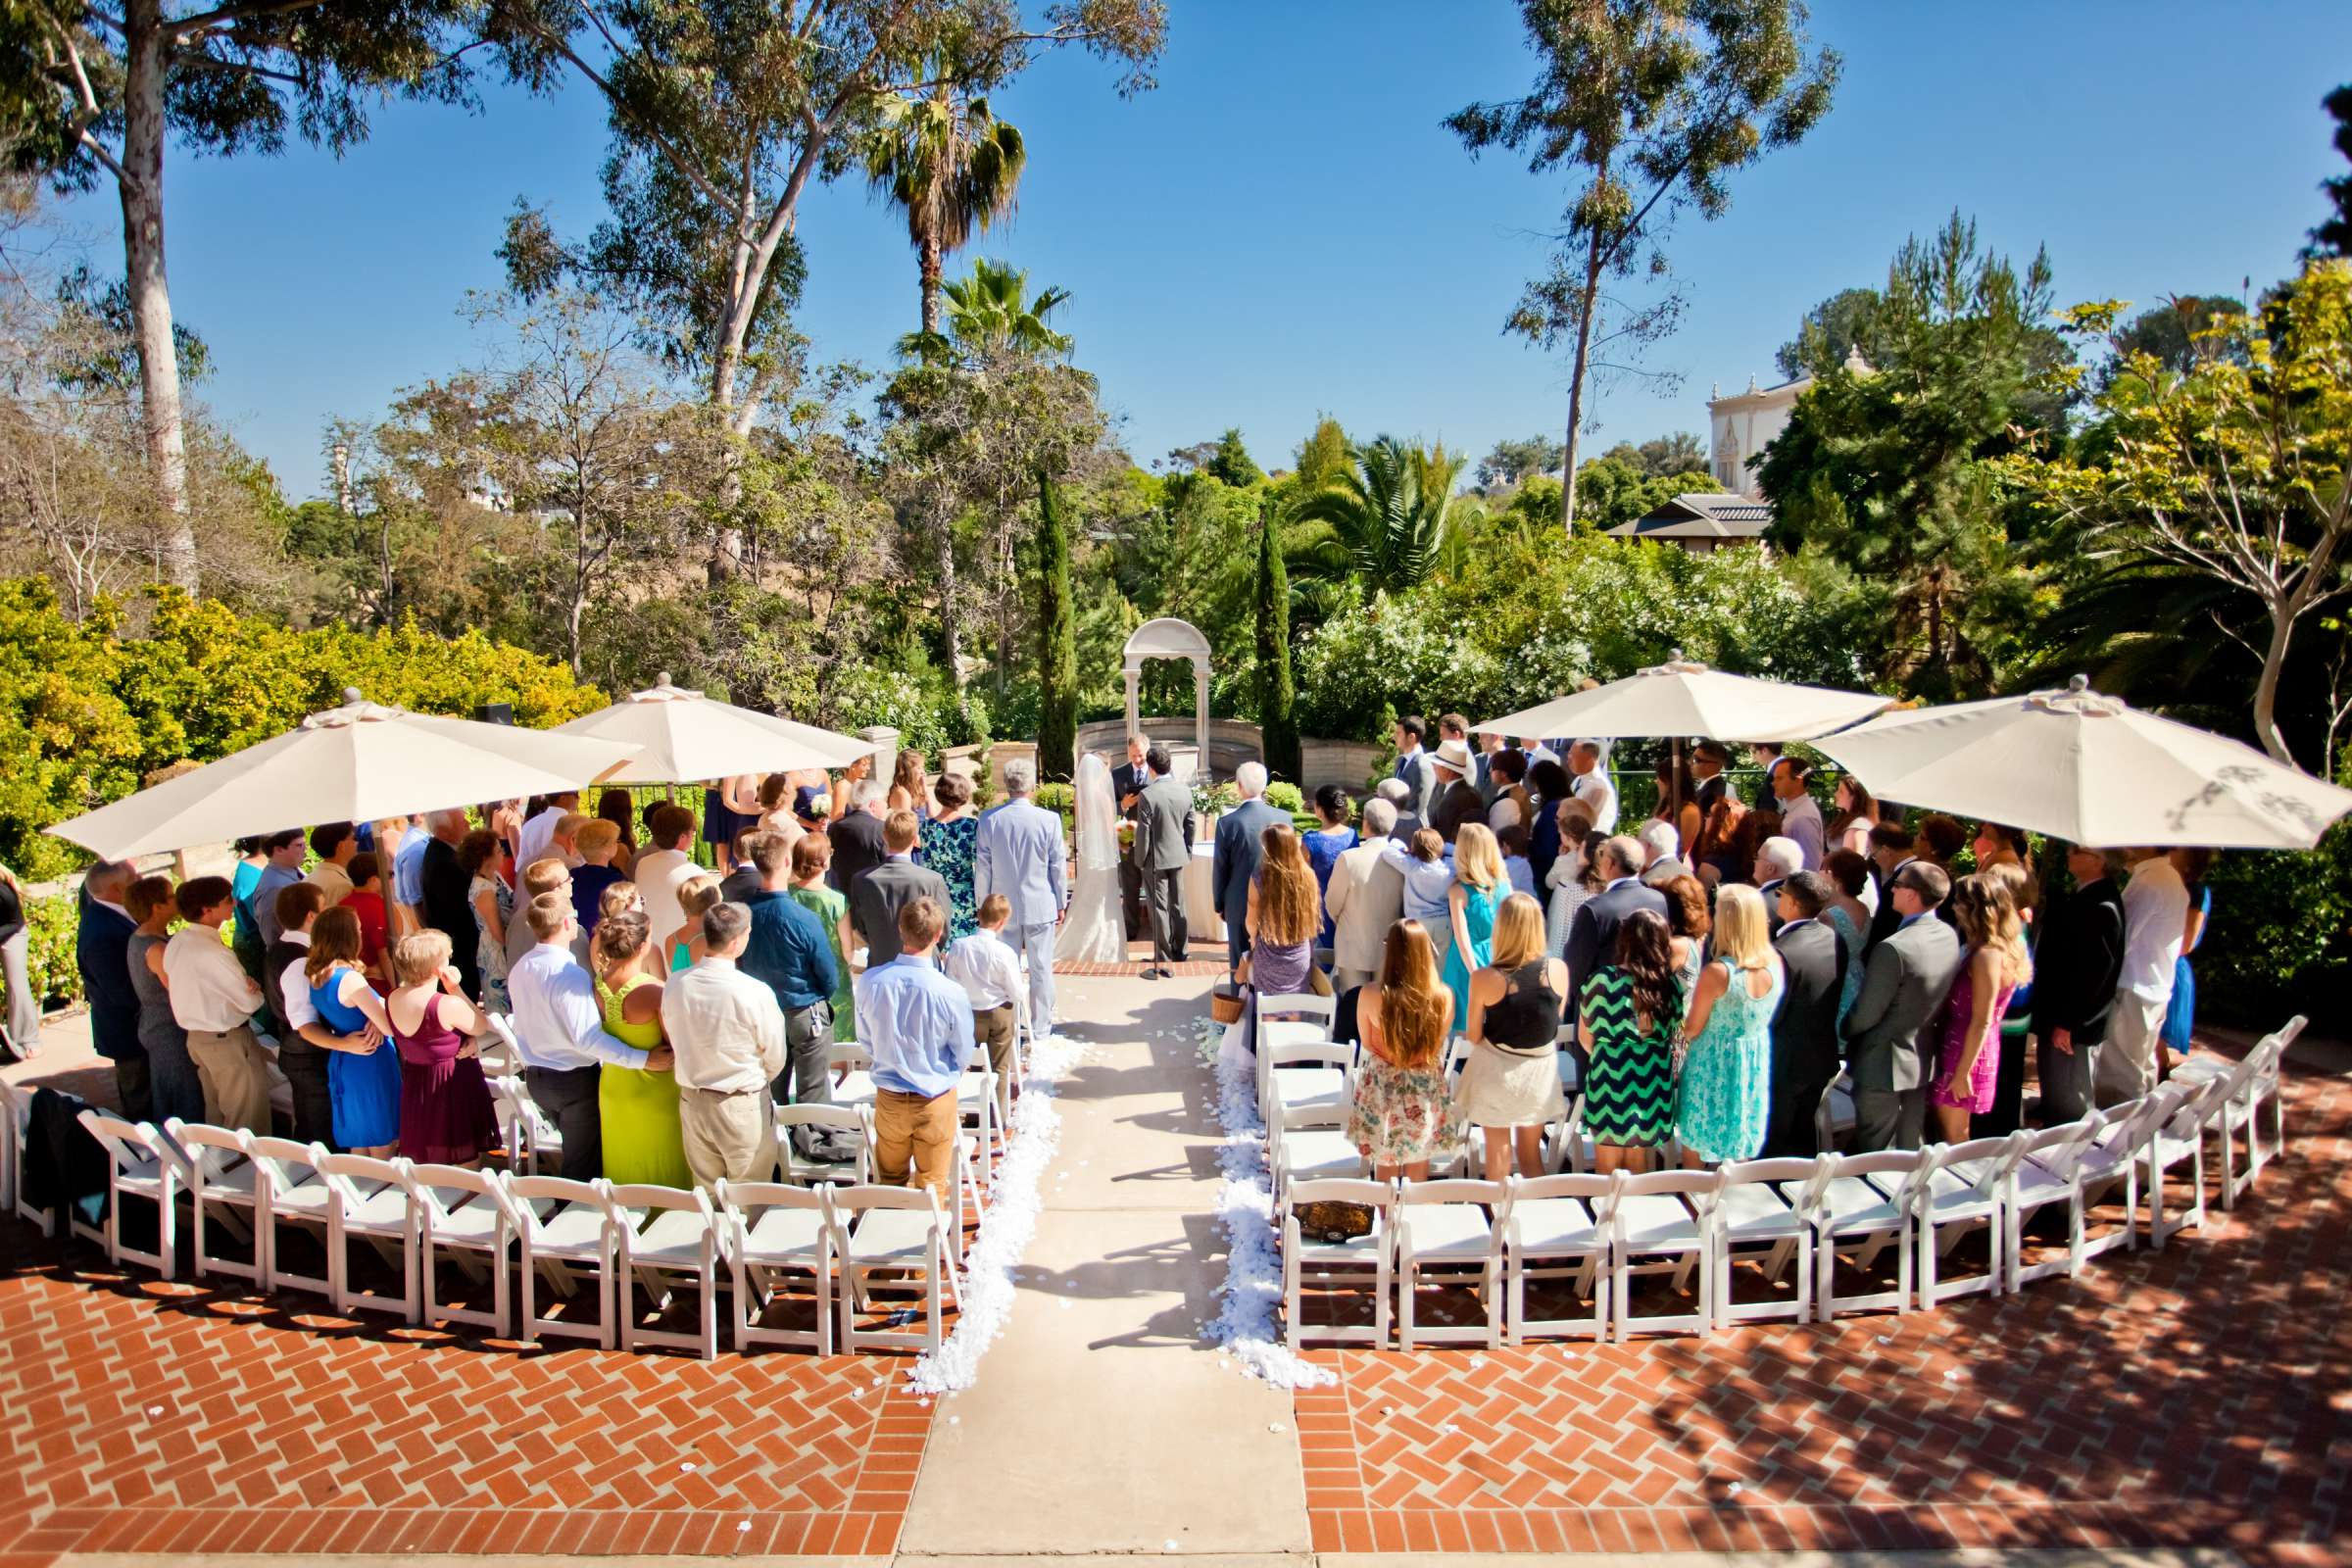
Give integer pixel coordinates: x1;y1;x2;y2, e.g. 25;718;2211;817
1297;1039;2352;1561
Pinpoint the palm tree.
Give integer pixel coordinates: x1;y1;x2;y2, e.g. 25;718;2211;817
900;258;1073;364
863;78;1028;337
1289;435;1467;596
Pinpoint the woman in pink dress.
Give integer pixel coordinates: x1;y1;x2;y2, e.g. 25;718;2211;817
1930;874;2034;1143
386;929;500;1167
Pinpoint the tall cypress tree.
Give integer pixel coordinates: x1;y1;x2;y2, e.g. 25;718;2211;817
1254;499;1299;780
1036;466;1078;779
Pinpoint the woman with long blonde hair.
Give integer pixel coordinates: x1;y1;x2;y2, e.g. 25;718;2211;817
887;747;930;817
1930;874;2034;1143
1346;921;1466;1180
1439;822;1503;1032
1674;884;1785;1165
1461;893;1569;1177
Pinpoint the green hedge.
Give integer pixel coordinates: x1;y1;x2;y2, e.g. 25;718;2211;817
2196;820;2352;1030
24;893;78;1011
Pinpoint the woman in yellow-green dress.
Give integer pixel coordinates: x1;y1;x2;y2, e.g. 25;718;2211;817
593;909;693;1187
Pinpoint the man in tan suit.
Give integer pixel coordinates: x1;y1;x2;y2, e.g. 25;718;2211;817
1324;796;1405;994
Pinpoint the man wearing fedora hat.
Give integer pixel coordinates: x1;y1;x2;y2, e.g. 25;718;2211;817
1428;737;1487;844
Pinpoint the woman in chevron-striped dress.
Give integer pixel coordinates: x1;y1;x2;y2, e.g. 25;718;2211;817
1577;907;1684;1174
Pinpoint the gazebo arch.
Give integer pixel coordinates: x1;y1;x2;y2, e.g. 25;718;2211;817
1122;617;1212;767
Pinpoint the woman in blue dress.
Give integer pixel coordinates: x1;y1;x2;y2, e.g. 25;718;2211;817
306;907;402;1157
1439;823;1504;1033
2161;847;2212;1071
1674;884;1786;1165
1300;785;1358;951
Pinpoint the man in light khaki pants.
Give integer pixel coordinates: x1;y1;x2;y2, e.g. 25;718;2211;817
2095;847;2189;1106
162;875;272;1131
661;902;786;1188
856;898;975;1204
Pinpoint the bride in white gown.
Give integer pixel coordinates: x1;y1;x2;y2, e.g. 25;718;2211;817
1055;752;1126;963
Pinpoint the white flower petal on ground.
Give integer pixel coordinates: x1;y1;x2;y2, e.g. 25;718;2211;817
1204;1016;1338;1390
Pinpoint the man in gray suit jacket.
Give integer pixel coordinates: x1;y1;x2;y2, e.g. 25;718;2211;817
1840;861;1963;1151
1212;760;1292;975
851;809;951;968
975;757;1068;1040
1133;747;1195;977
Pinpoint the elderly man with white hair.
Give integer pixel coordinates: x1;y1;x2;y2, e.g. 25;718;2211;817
1637;819;1688;887
1211;760;1291;975
975;757;1068;1043
828;776;890;900
1751;834;1806;936
1559;833;1666;1070
1374;777;1422;843
1325;796;1406;993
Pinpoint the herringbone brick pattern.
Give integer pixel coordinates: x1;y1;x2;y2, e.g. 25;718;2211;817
0;1249;934;1561
1300;1040;2352;1560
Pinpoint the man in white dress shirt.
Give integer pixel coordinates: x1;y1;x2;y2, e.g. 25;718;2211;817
1567;741;1619;836
630;803;702;962
164;876;271;1131
514;791;579;878
508;891;668;1179
2096;848;2189;1105
1770;757;1826;869
662;902;787;1188
945;893;1025;1092
1325;797;1405;993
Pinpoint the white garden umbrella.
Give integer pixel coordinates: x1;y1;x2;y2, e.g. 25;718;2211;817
1473;658;1892;746
47;689;643;860
1811;676;2352;850
551;673;872;784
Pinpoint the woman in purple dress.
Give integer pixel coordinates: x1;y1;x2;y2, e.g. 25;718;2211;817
385;929;499;1167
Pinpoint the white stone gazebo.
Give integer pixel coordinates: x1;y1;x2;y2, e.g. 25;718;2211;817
1121;617;1212;767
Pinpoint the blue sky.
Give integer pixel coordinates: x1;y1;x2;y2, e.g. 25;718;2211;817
62;0;2352;501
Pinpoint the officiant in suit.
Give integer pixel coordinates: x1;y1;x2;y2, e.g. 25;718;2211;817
1134;747;1195;978
1111;734;1151;941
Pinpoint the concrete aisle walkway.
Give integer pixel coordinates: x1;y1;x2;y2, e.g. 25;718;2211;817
899;967;1309;1557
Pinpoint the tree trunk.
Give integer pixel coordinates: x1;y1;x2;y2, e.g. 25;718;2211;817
119;0;195;592
2253;591;2303;769
920;232;944;338
1559;233;1606;534
935;510;964;690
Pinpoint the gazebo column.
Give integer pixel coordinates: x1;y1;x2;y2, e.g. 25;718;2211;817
1193;664;1209;777
1123;665;1142;742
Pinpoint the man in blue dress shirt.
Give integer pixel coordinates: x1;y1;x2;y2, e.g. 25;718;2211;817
737;832;844;1158
854;897;975;1202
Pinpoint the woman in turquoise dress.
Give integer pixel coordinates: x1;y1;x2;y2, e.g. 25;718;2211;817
593;911;692;1188
1674;884;1786;1165
788;834;857;1043
307;907;402;1157
919;771;980;940
1439;823;1504;1033
1822;849;1874;1027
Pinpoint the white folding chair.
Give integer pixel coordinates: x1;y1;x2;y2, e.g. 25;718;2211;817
1548;1094;1596;1174
0;1077;22;1223
169;1119;263;1283
1503;1170;1617;1344
1915;1134;2026;1307
1608;1169;1720;1341
1552;1022;1582;1099
2138;1079;2221;1249
2001;1115;2100;1291
1281;1177;1391;1348
504;1173;618;1349
475;1012;522;1077
775;1103;874;1185
1252;990;1338;1111
76;1111;186;1278
832;1183;959;1353
610;1183;721;1360
1268;1108;1362;1193
2183;1022;2302;1208
487;1074;563;1175
1260;1042;1352;1130
1812;1149;1927;1321
4;1081;52;1237
248;1136;337;1299
1714;1155;1827;1328
828;1044;877;1113
1814;1075;1858;1153
714;1179;834;1354
318;1152;420;1322
1395;1177;1508;1348
2072;1093;2162;1261
957;1065;1000;1192
403;1162;514;1336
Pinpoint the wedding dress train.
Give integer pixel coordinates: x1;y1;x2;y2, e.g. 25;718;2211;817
1055;753;1126;964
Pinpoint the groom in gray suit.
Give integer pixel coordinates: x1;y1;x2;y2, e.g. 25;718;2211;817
975;758;1068;1042
1840;861;1963;1151
1133;747;1195;978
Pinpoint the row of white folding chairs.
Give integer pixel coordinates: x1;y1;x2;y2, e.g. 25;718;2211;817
69;1115;962;1359
1276;1018;2305;1348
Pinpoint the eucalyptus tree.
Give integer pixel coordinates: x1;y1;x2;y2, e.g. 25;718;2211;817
1448;0;1838;529
0;0;478;588
489;0;1163;580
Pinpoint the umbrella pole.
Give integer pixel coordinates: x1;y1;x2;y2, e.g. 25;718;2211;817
1671;735;1683;845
